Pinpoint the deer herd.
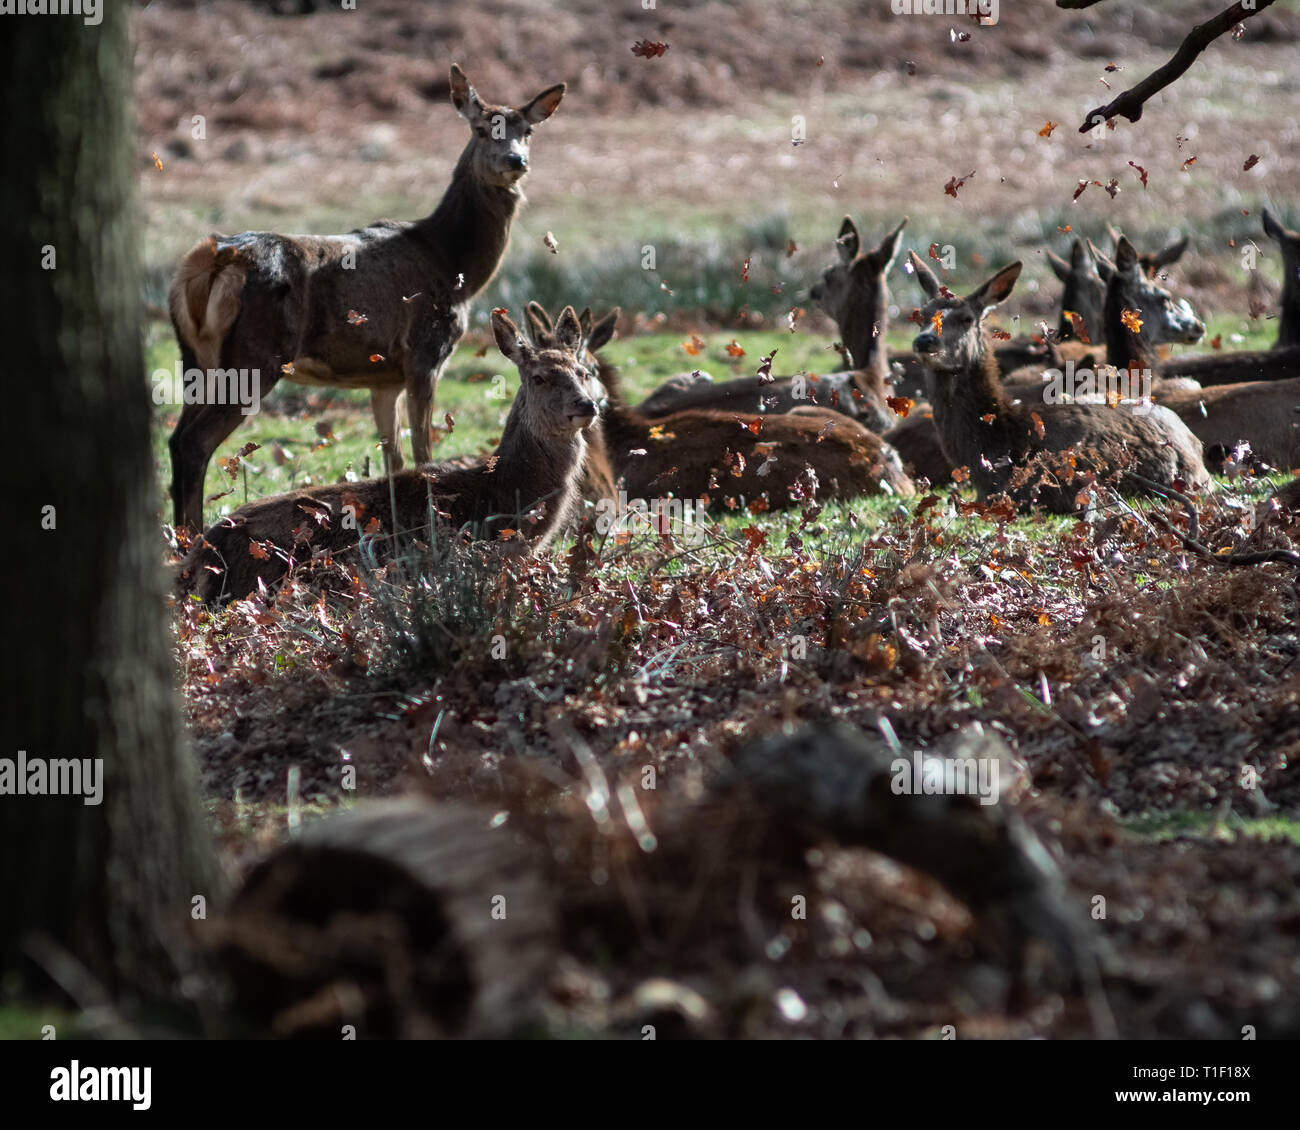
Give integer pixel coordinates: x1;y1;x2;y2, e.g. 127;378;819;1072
171;66;1300;603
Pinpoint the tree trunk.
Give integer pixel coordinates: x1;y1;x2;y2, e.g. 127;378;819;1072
0;5;218;1012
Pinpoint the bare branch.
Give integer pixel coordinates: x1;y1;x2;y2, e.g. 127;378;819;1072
1079;0;1276;132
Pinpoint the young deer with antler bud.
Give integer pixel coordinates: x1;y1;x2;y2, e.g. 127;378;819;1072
907;250;1209;512
180;308;596;603
524;304;915;508
167;64;565;532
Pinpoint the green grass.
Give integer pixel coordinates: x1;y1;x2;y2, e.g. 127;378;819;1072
148;325;870;525
149;323;1287;535
0;1005;82;1041
1122;811;1300;845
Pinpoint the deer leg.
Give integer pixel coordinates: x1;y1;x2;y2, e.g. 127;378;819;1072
169;399;253;533
369;386;405;472
404;346;454;466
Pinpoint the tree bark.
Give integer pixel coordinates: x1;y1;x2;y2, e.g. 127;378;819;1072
0;5;218;1012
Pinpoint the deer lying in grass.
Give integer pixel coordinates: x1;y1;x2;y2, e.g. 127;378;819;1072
517;302;617;506
556;309;915;509
633;217;910;433
1001;236;1205;398
167;64;565;532
1044;231;1185;344
908;251;1209;512
1013;232;1192;373
888;234;1199;486
1068;238;1300;472
180;308;596;603
1152;211;1300;387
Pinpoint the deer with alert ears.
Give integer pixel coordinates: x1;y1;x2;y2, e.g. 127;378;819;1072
1145;212;1300;386
908;251;1209;513
633;217;909;433
520;301;618;507
180;307;596;603
1024;234;1299;474
167;64;565;532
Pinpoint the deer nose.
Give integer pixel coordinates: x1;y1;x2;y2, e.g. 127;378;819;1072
506;153;527;172
570;398;598;420
913;332;941;355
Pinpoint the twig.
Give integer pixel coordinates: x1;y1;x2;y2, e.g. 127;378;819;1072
1115;479;1300;569
1122;473;1199;542
1079;0;1276;131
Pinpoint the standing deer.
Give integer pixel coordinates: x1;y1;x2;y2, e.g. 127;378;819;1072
908;250;1209;513
180;307;597;603
167;64;565;532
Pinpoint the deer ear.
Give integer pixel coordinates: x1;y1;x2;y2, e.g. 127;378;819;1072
1046;248;1071;282
521;82;565;124
523;303;552;347
1115;235;1139;273
1262;208;1284;241
553;305;583;353
836;216;860;264
873;216;907;272
1088;240;1115;282
588;309;619;353
450;65;484;121
492;308;531;365
1149;234;1189;270
908;250;942;299
968;261;1022;313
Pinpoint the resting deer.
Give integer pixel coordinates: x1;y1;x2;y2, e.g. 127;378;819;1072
518;302;617;506
167;64;565;532
1010;235;1300;473
633;217;909;433
888;234;1198;486
180;308;596;603
908;251;1209;512
1073;237;1300;472
553;310;915;509
1151;211;1300;387
1025;232;1191;364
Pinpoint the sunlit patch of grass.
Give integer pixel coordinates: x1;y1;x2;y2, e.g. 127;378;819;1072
148;317;1292;536
1122;811;1300;845
0;1005;84;1041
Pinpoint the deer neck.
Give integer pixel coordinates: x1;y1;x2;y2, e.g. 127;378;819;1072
491;409;586;537
1279;258;1300;349
837;279;889;393
1103;277;1154;370
416;146;521;299
928;330;1011;481
1057;276;1100;343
